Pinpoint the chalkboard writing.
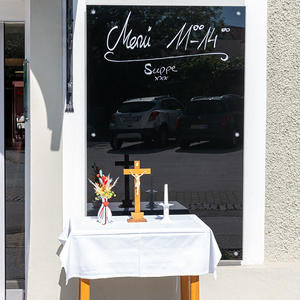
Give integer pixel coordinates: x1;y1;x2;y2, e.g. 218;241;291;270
104;11;229;64
106;12;151;52
87;5;245;126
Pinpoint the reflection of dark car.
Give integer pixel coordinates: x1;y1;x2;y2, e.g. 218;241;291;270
175;94;244;148
109;96;184;149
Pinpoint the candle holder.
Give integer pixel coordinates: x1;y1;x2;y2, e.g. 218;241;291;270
159;183;173;222
159;202;174;222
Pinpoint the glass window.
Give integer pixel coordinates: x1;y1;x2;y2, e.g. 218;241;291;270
185;100;227;115
87;6;244;259
119;102;155;113
4;23;25;285
225;98;244;112
170;99;183;111
161;100;171;110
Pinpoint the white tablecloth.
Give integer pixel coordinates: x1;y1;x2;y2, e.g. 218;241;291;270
59;215;221;284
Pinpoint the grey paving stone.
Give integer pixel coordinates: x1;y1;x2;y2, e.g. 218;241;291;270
203;204;212;210
219;204;227;211
234;204;243;210
211;204;219;210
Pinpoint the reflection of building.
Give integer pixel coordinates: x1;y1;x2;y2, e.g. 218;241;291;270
217;26;245;57
216;26;245;95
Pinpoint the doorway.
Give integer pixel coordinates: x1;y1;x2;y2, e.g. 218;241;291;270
1;23;25;294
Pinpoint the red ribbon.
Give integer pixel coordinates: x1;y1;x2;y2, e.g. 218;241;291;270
99;198;109;225
102;176;108;186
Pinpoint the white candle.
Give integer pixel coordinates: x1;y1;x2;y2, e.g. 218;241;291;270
164;184;168;205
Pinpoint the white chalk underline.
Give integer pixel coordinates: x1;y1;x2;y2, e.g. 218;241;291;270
104;51;229;63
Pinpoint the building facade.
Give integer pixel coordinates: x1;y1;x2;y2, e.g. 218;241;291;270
1;0;300;299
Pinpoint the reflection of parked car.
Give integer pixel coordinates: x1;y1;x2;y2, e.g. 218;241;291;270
109;95;184;149
175;94;244;148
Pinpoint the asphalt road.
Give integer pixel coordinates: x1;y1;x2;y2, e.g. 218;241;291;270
87;139;243;198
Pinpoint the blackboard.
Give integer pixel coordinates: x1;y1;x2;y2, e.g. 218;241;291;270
87;6;245;254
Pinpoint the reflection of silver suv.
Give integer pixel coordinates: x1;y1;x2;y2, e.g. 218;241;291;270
109;95;184;149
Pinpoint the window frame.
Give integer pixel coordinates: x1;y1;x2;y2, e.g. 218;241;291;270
63;0;267;265
0;22;5;300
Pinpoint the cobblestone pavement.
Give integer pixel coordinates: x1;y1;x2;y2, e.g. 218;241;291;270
8;187;243;206
102;190;243;210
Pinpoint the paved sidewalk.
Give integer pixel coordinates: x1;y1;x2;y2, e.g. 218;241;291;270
6;233;25;281
6;187;25;202
6;232;24;248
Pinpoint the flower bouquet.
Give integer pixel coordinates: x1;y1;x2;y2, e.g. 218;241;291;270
89;168;119;225
90;163;101;184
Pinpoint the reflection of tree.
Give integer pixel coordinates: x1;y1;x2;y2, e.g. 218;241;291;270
4;25;25;91
88;6;224;59
87;6;244;137
5;26;25;59
173;56;244;103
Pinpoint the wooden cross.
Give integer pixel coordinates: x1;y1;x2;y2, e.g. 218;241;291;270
124;161;151;222
115;154;134;208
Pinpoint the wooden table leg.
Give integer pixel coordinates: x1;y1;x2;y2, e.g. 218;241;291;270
181;276;200;300
181;276;190;300
190;276;199;300
79;278;90;300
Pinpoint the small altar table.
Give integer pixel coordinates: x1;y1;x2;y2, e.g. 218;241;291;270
59;215;221;300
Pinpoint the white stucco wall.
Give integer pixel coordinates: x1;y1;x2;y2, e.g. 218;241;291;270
0;0;25;22
265;0;300;261
26;0;63;299
24;0;300;299
201;263;300;300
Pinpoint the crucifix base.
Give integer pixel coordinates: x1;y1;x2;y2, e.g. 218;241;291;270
127;212;147;223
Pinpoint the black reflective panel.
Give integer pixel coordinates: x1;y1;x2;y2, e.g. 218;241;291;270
87;6;244;260
185;101;227;115
4;24;25;283
119;102;155;113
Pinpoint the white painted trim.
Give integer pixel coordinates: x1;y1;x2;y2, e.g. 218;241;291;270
24;0;30;296
0;22;5;300
62;0;87;226
87;0;245;5
65;0;267;264
242;0;267;265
